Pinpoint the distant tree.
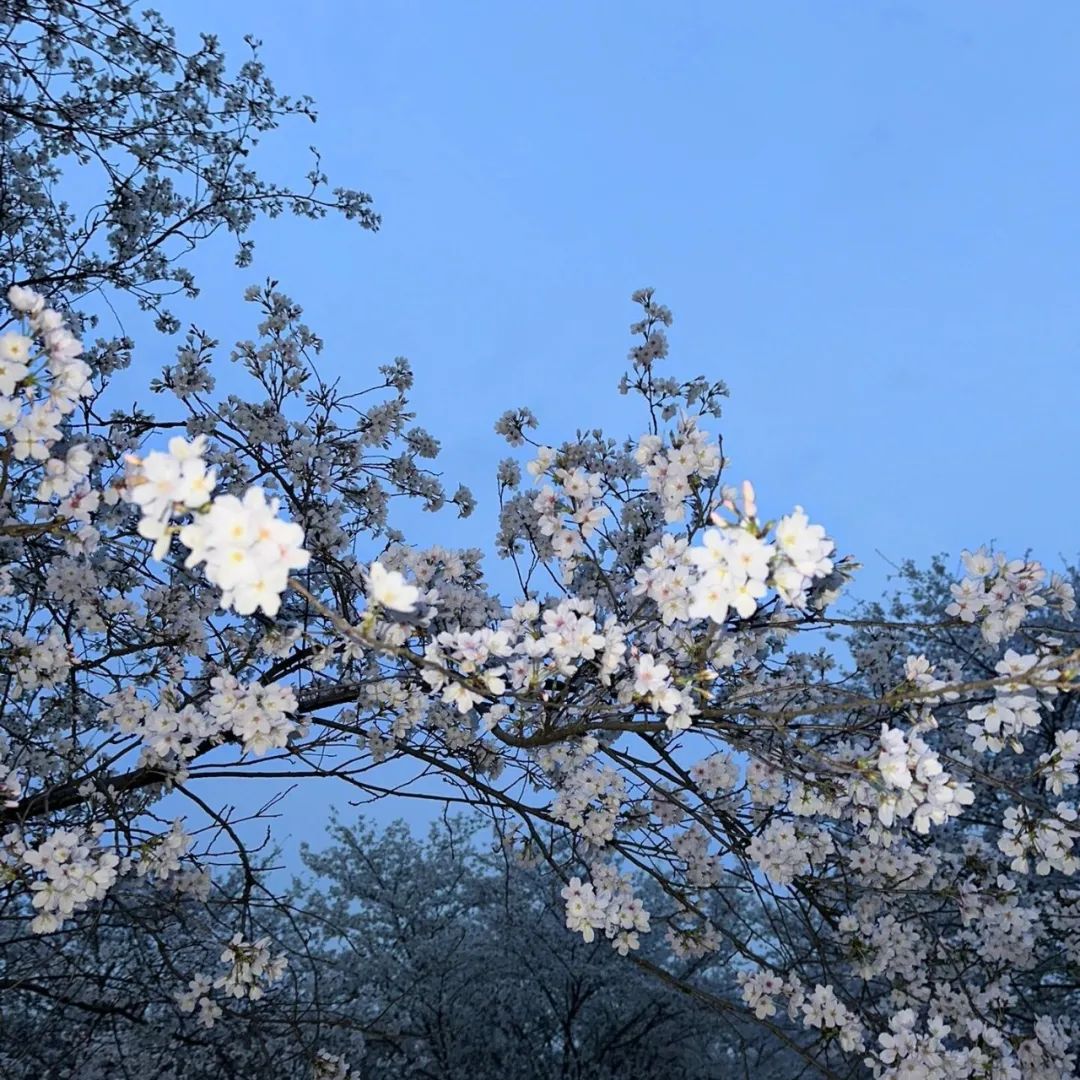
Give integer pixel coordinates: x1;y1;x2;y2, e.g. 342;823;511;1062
0;816;803;1079
296;817;801;1079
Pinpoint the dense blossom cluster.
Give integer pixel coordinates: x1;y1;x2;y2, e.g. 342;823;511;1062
176;934;288;1029
873;723;975;832
946;547;1073;644
207;675;304;756
16;828;120;934
628;485;836;632
688;496;835;622
7;629;71;697
560;864;651;955
636;417;722;523
102;676;303;765
746;819;835;885
737;973;865;1053
126;436;310;616
2;286;93;465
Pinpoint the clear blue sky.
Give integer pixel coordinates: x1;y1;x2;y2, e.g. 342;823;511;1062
149;1;1080;848
164;0;1080;593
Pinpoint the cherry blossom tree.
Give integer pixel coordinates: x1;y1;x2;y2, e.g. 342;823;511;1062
3;4;1080;1079
6;270;1079;1077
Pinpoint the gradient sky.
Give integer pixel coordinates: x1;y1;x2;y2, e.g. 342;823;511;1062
147;0;1080;851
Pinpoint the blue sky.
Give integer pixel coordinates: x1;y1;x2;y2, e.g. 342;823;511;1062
162;0;1080;594
147;1;1080;848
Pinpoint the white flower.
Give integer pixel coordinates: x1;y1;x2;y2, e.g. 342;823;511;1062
0;334;30;395
367;561;420;613
7;284;44;314
179;487;309;617
0;396;19;430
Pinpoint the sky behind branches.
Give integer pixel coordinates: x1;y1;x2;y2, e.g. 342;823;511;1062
147;0;1080;846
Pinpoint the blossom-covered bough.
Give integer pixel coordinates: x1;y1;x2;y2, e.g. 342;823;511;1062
3;268;1080;1078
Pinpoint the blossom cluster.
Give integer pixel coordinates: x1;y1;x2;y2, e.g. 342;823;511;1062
864;1007;1075;1078
176;933;288;1029
312;1051;357;1080
552;763;628;846
19;828;120;934
103;676;302;766
737;972;865;1053
998;803;1080;876
746;819;835;885
132;819;194;883
946;546;1074;643
625;483;836;635
0;761;22;808
560;864;650;955
207;674;304;756
689;750;739;796
687;498;835;622
531;462;610;563
7;629;72;697
966;648;1058;756
418;595;626;721
2;285;93;465
1039;729;1080;795
874;724;975;833
636;416;722;523
126;435;309;616
214;932;289;1000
